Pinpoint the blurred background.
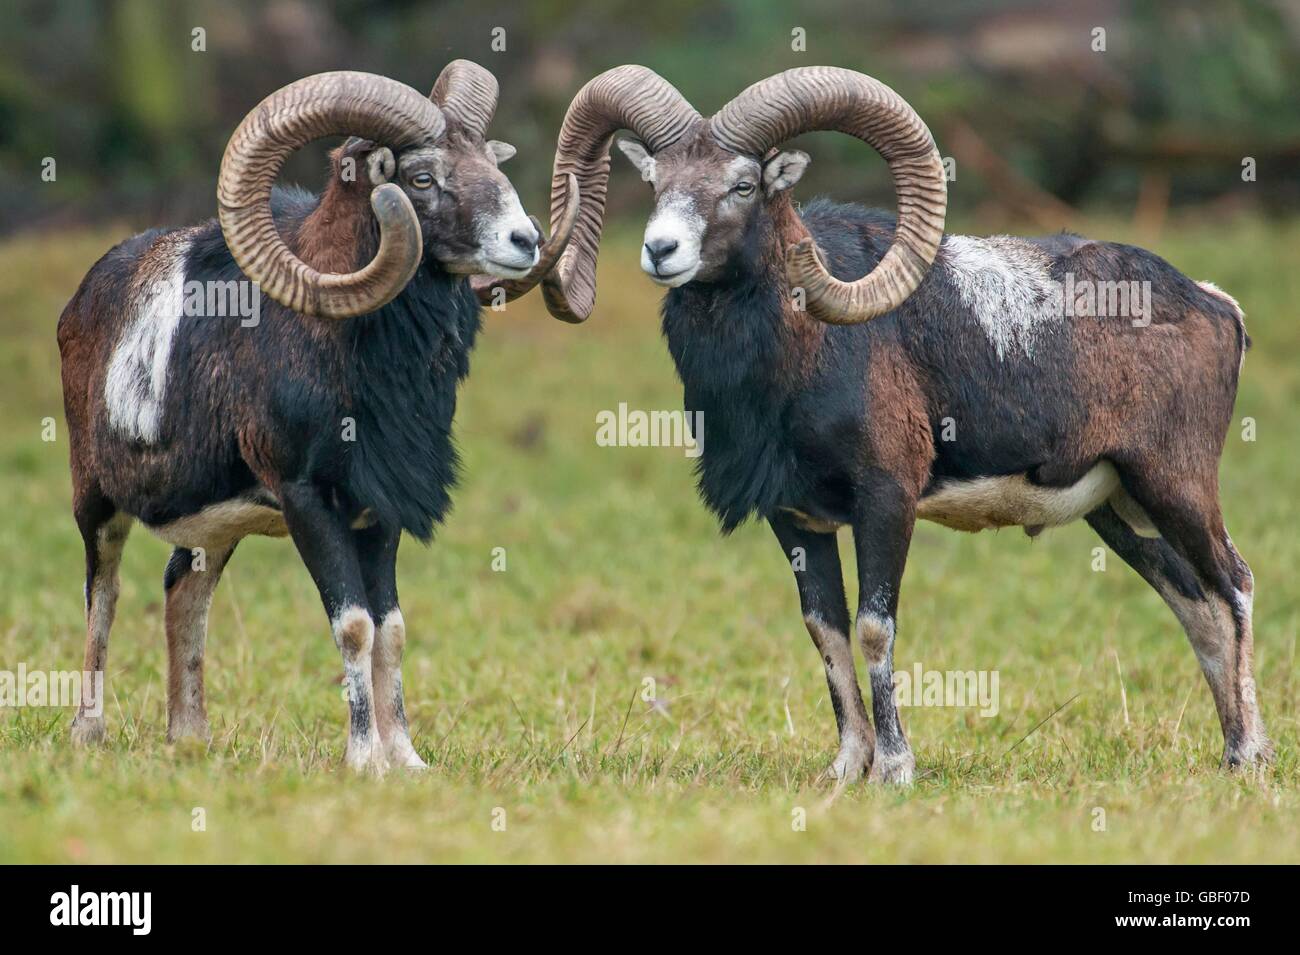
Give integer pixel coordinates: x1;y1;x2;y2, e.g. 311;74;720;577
2;0;1299;236
1;1;1299;863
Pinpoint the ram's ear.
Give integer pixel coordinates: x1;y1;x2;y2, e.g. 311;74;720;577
762;149;810;195
486;140;516;165
616;137;656;183
331;138;387;186
364;145;397;185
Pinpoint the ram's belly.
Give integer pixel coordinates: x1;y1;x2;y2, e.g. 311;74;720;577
917;461;1122;533
782;461;1163;539
147;497;290;550
144;493;384;550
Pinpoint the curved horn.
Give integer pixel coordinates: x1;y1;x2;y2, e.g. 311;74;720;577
710;66;947;324
218;71;445;319
430;59;498;139
542;65;701;323
470;173;580;306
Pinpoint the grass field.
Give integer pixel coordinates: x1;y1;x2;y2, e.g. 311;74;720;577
0;216;1296;864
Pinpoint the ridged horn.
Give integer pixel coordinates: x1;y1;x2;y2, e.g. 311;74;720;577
218;71;445;320
430;59;498;140
710;66;947;324
470;173;580;305
542;65;701;323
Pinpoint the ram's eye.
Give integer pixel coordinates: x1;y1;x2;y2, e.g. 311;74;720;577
733;181;756;197
410;172;435;189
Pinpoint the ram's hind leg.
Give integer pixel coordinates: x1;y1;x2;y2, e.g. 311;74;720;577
1087;497;1271;768
356;523;426;770
163;544;235;743
70;490;131;746
770;512;874;782
1218;533;1269;764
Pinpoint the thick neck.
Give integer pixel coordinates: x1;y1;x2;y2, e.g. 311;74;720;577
666;194;825;388
766;195;829;383
291;175;465;323
296;175;379;276
658;194;820;531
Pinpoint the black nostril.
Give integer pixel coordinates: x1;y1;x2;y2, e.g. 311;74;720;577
510;229;537;255
645;239;678;266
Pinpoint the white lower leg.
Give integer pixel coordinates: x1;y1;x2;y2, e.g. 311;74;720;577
372;609;425;769
1227;581;1272;763
805;614;874;781
857;609;915;785
333;606;385;773
1160;580;1270;767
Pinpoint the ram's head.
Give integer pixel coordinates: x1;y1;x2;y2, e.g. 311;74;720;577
537;65;947;325
217;62;577;319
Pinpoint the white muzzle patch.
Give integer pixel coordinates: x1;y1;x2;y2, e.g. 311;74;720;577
477;190;539;278
641;192;704;287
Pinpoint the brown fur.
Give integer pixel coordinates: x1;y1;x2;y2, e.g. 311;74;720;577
864;342;934;501
767;195;824;381
296;148;371;274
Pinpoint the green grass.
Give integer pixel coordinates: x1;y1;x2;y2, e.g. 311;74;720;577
1;216;1297;863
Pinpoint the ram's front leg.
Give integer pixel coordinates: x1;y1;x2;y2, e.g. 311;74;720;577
770;511;875;783
356;523;426;769
851;473;918;785
280;481;385;775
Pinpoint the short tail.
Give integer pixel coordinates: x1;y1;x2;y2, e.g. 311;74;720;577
1197;280;1250;365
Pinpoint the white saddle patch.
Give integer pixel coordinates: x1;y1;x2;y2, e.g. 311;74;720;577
104;234;192;443
941;235;1060;360
918;460;1155;535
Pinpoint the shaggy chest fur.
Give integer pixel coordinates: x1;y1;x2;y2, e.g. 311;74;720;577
660;199;880;532
192;188;484;541
662;277;807;532
78;187;482;543
339;265;481;539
